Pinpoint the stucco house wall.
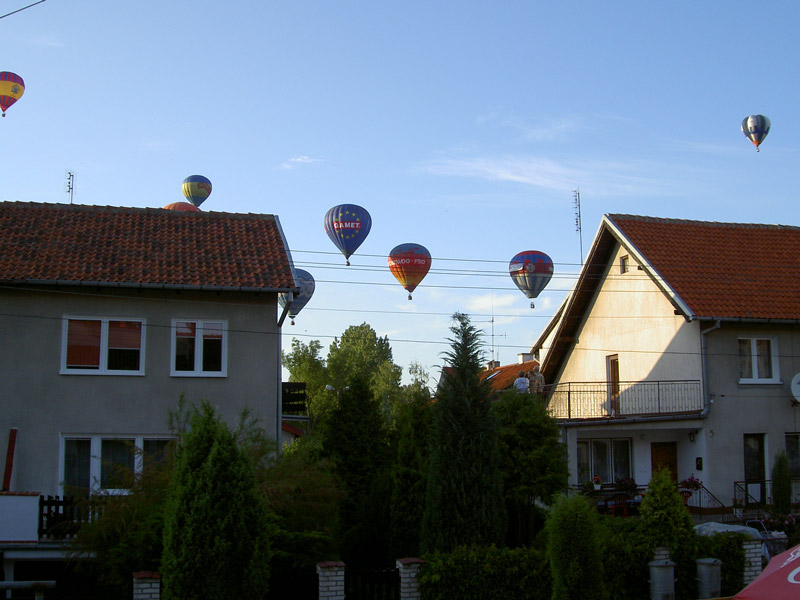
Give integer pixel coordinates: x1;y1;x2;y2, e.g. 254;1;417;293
0;286;282;496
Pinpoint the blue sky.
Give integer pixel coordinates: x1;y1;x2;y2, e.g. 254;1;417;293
3;1;799;386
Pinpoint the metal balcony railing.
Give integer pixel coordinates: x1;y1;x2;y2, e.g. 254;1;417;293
546;380;703;420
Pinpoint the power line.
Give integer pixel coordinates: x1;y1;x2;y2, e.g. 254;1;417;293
0;0;46;20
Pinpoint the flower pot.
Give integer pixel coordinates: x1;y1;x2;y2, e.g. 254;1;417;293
594;484;601;491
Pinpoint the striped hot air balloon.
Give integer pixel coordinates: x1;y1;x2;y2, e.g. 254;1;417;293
0;72;25;117
741;115;771;152
181;175;212;207
388;243;431;300
509;250;554;308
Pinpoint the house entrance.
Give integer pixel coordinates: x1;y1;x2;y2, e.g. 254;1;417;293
744;433;766;504
651;441;678;481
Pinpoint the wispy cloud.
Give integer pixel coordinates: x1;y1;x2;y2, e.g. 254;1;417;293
277;155;323;170
424;154;678;197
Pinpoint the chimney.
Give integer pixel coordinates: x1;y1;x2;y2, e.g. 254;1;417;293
486;360;500;370
518;353;533;364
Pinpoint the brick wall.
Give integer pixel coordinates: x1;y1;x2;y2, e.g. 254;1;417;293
132;572;161;600
742;540;763;585
316;561;346;600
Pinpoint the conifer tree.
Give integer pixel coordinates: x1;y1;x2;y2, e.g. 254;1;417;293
161;402;271;600
421;313;506;553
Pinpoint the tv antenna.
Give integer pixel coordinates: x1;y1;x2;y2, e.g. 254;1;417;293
573;188;583;265
65;170;76;204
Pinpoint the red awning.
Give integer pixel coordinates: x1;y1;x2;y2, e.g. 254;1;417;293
735;544;800;599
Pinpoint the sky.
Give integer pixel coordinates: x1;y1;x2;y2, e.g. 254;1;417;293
3;1;800;387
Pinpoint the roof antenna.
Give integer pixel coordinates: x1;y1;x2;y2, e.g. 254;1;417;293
573;188;583;265
65;170;76;204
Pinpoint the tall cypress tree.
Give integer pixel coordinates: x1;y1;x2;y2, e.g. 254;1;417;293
161;403;271;600
421;313;506;553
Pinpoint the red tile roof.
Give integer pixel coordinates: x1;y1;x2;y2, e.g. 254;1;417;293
479;359;539;392
0;202;296;291
608;214;800;320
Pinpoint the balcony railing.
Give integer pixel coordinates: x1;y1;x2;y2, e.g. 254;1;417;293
546;380;703;420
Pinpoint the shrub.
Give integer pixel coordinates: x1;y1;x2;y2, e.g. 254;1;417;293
419;545;550;600
772;450;792;517
696;532;746;597
546;494;607;600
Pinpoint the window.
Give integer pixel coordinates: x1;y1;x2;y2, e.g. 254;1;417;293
577;438;632;484
786;434;800;479
172;320;227;376
738;337;779;383
619;255;630;274
62;317;144;375
61;435;174;494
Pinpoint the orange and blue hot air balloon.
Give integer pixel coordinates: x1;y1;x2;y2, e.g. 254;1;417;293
388;243;432;300
279;269;315;325
324;204;372;265
509;250;553;308
181;175;212;207
741;115;770;152
0;72;25;117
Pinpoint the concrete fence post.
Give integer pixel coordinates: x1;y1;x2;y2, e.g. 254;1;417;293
396;557;425;600
742;539;763;585
317;561;346;600
132;572;161;600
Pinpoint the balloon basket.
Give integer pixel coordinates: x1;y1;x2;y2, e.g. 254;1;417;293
530;301;535;309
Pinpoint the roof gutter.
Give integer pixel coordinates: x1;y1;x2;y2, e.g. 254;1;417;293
2;279;297;294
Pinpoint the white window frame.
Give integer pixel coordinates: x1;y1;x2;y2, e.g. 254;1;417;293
60;316;146;375
738;337;780;384
59;434;173;495
170;319;228;377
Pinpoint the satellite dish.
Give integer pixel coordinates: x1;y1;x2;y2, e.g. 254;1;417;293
791;373;800;404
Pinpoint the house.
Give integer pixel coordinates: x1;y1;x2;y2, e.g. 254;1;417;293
479;354;539;393
0;202;298;579
534;214;800;509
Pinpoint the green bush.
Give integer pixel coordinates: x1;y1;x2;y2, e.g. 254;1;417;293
419;545;550;600
596;517;650;600
772;450;793;517
546;494;607;600
696;532;746;597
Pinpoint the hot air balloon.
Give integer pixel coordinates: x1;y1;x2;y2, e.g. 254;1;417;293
163;202;200;212
324;204;372;265
741;115;770;152
0;72;25;117
388;243;432;300
181;175;212;207
509;251;553;308
279;269;315;325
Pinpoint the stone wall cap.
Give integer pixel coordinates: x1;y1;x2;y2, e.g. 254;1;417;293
396;557;426;565
317;561;346;568
132;571;161;579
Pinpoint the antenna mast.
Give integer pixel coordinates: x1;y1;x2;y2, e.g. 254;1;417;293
65;170;76;204
573;188;583;265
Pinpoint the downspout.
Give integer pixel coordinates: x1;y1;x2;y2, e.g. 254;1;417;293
3;428;17;491
700;320;722;415
276;300;289;455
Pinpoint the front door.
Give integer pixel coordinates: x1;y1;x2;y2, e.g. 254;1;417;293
744;433;766;504
651;441;678;481
607;354;620;416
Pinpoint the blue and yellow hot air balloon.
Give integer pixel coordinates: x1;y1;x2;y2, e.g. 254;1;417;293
0;72;25;117
388;243;432;300
324;204;372;265
181;175;212;208
279;269;315;325
741;115;770;152
509;250;554;308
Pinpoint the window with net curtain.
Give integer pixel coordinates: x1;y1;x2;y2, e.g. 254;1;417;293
738;338;777;382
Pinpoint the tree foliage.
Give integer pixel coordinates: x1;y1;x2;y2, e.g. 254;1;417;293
161;402;271;600
493;390;568;546
546;494;607;600
772;450;792;517
421;313;506;553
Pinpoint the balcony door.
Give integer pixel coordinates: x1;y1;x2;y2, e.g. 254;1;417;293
607;354;620;416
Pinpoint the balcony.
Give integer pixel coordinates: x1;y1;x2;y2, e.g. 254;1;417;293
546;380;703;421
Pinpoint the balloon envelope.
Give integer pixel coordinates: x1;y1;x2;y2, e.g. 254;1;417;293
509;251;554;299
279;269;315;323
181;175;212;207
324;204;372;264
163;202;200;212
388;243;431;299
741;115;770;151
0;72;25;116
